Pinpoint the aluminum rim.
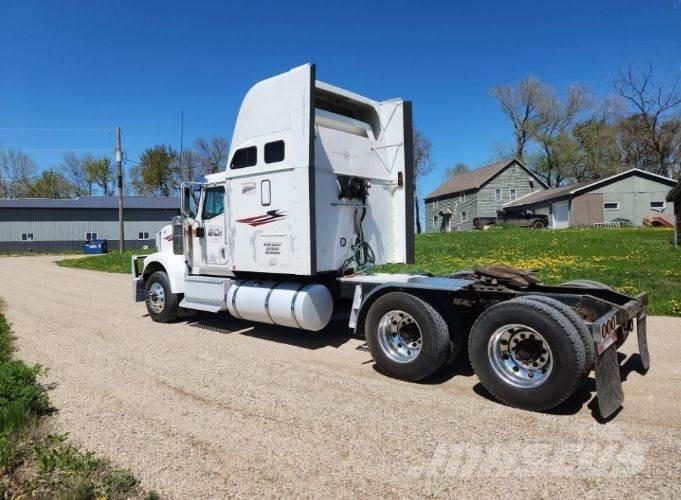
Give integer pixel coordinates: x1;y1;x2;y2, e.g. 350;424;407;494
377;310;422;363
147;282;166;314
488;324;553;388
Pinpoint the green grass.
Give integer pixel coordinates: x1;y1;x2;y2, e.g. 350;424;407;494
57;249;153;274
0;307;152;498
56;228;681;316
379;227;681;316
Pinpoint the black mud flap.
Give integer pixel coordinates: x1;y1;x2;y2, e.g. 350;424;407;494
637;314;650;371
595;343;624;419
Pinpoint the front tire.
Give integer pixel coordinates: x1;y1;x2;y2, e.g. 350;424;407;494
532;220;546;229
145;271;179;323
365;292;450;381
468;299;586;411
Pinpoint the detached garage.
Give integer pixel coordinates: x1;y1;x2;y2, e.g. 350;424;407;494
505;168;676;228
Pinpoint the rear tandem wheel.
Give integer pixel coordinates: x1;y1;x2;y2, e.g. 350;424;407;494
468;298;586;411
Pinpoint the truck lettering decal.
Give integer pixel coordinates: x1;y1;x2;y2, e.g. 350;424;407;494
236;210;286;227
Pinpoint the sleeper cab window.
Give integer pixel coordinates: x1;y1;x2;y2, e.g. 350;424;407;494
230;146;257;169
265;140;285;164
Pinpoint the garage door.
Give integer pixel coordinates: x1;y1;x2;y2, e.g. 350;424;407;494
552;201;570;229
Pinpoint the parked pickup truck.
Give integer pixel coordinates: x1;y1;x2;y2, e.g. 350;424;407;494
473;209;549;230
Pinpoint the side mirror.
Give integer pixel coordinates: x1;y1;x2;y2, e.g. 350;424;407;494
181;185;193;217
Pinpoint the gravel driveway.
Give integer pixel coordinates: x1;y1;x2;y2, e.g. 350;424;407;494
1;255;680;498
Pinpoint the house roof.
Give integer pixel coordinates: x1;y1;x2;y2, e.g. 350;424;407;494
424;158;548;200
0;195;180;210
665;181;681;202
506;168;677;208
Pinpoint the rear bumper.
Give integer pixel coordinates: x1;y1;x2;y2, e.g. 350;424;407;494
590;293;649;419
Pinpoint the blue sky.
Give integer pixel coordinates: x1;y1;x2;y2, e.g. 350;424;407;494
1;0;680;201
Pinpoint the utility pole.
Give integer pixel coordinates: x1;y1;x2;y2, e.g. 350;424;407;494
115;126;124;253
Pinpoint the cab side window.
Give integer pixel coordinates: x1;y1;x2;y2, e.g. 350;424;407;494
265;140;285;163
202;186;225;219
230;146;257;169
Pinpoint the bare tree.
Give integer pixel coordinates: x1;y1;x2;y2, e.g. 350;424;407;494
195;137;229;174
413;127;434;234
175;149;203;182
530;85;589;186
0;149;36;198
613;64;681;176
59;152;92;195
492;77;550;159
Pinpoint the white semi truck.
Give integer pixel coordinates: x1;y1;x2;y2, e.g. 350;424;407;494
133;64;649;418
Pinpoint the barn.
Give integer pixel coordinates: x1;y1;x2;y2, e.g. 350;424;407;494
0;196;179;253
504;168;676;228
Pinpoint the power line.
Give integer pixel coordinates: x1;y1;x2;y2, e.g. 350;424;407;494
0;148;111;152
0;127;113;132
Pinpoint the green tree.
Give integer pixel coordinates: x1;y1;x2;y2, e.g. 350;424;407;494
26;170;79;199
131;146;179;196
84;157;115;195
447;163;470;178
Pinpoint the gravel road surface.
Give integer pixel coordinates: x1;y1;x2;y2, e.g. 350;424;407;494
1;255;680;498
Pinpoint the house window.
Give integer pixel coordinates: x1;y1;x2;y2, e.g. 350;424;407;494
603;202;620;210
461;211;468;221
432;215;437;227
85;232;98;241
264;140;285;164
230;146;257;169
650;201;665;209
21;233;34;241
529;180;535;190
459;191;466;203
495;188;502;201
138;232;150;240
510;188;517;200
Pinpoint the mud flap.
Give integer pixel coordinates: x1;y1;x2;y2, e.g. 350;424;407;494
637;314;650;371
595;343;624;419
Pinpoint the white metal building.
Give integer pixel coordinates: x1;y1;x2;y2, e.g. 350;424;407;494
0;196;179;252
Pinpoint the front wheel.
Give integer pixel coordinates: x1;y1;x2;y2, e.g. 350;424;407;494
532;220;546;229
145;271;179;323
365;292;450;381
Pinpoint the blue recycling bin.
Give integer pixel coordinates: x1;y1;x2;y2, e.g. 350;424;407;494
83;239;108;254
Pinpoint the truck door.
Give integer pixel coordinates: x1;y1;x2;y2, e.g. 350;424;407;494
198;185;228;268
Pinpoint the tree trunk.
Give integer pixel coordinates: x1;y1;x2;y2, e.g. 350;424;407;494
414;191;422;234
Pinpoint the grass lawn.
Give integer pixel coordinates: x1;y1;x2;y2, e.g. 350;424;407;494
57;249;150;274
380;227;681;316
57;228;681;316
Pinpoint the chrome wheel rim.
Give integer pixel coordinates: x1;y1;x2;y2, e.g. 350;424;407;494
147;282;166;314
377;310;422;363
488;324;553;388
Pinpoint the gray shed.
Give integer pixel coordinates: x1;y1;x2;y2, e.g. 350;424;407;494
505;169;676;228
0;196;179;252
